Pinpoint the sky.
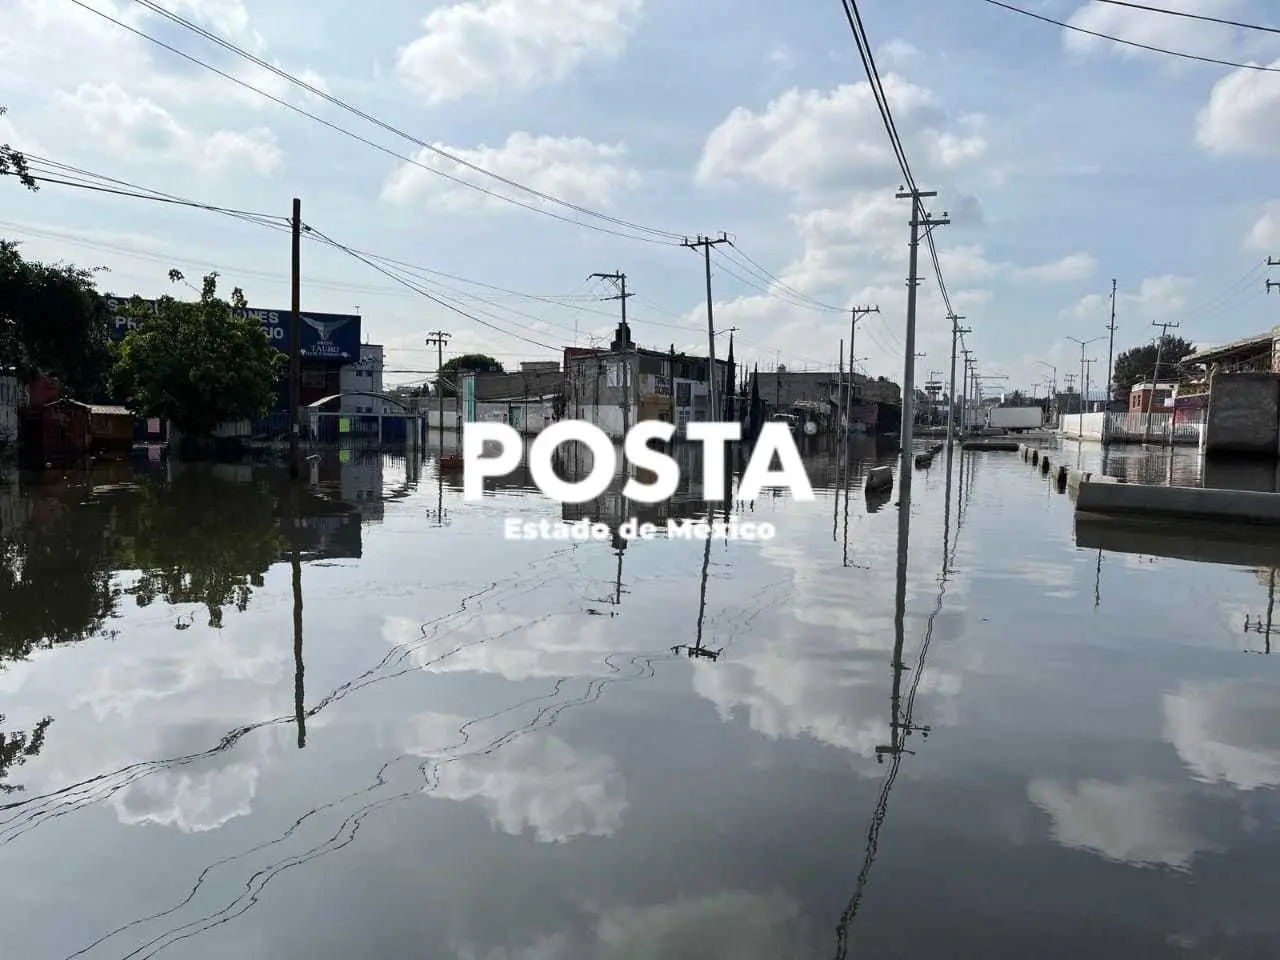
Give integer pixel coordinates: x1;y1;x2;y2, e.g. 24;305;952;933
2;0;1279;396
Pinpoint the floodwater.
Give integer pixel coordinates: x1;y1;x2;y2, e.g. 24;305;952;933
2;439;1279;959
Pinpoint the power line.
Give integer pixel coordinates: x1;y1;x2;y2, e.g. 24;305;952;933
1;167;288;224
1090;0;1280;37
82;0;684;245
979;0;1280;72
7;150;863;371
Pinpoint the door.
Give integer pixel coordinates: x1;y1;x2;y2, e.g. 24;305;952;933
509;405;523;431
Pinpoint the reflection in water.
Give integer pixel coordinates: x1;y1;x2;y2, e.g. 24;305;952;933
0;714;51;794
289;480;306;750
833;445;957;958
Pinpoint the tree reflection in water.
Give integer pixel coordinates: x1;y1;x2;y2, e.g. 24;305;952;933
0;461;354;788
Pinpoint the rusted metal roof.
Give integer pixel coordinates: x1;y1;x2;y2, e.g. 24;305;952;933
87;404;133;417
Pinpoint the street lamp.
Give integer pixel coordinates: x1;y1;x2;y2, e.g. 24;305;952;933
1037;360;1057;423
1066;336;1103;435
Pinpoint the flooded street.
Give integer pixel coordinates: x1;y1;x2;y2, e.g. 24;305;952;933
3;442;1280;958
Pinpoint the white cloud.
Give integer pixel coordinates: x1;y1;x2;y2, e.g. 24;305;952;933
1164;680;1280;791
1020;252;1097;282
1028;776;1216;869
4;0;327;112
1063;0;1271;63
1060;275;1191;323
464;891;810;959
381;132;641;213
428;730;628;843
1245;201;1280;250
696;78;986;200
1197;61;1280;156
55;82;281;176
396;0;643;105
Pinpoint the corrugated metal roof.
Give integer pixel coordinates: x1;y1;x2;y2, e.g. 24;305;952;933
88;404;133;416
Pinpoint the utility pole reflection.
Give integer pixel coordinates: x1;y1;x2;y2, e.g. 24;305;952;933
833;440;958;959
289;479;306;749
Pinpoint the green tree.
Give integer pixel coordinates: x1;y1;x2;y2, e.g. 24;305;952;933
111;270;283;438
0;106;37;191
1111;335;1195;400
0;241;115;397
436;353;504;397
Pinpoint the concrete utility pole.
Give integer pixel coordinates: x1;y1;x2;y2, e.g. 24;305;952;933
845;305;879;440
424;330;450;456
1067;336;1103;434
289;197;302;479
591;271;634;433
895;187;949;475
1082;358;1097;428
1143;320;1181;443
1037;360;1057;423
1267;256;1279;294
947;315;968;446
961;348;973;434
682;234;731;423
1104;278;1118;411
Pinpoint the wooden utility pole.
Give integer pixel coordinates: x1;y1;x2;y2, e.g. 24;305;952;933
590;272;634;433
424;331;450;454
289;197;302;478
681;234;731;422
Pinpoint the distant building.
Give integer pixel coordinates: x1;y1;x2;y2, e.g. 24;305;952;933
519;360;560;373
746;368;901;435
459;367;565;434
339;344;389;414
1128;381;1177;414
562;321;731;439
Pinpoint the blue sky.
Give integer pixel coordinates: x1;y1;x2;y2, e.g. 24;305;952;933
2;0;1279;393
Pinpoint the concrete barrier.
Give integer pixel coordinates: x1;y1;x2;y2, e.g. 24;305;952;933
1076;481;1280;524
962;440;1021;451
865;465;894;494
1040;456;1051;475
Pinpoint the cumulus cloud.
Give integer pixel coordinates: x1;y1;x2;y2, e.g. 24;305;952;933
1059;275;1192;323
396;0;643;105
428;729;628;843
1164;679;1280;791
1245;201;1280;250
1028;776;1216;869
460;891;810;959
1197;62;1280;157
697;78;986;201
1063;0;1275;64
380;133;641;213
54;81;281;176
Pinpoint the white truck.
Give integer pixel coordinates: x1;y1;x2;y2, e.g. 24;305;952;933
987;407;1043;432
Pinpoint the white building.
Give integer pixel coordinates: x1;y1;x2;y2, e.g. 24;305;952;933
339;344;391;414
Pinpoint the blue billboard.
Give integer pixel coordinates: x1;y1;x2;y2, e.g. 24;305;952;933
103;295;362;363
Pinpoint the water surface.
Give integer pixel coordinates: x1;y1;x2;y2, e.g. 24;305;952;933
1;443;1278;958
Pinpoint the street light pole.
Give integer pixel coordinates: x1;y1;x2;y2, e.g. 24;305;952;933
1066;336;1103;436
